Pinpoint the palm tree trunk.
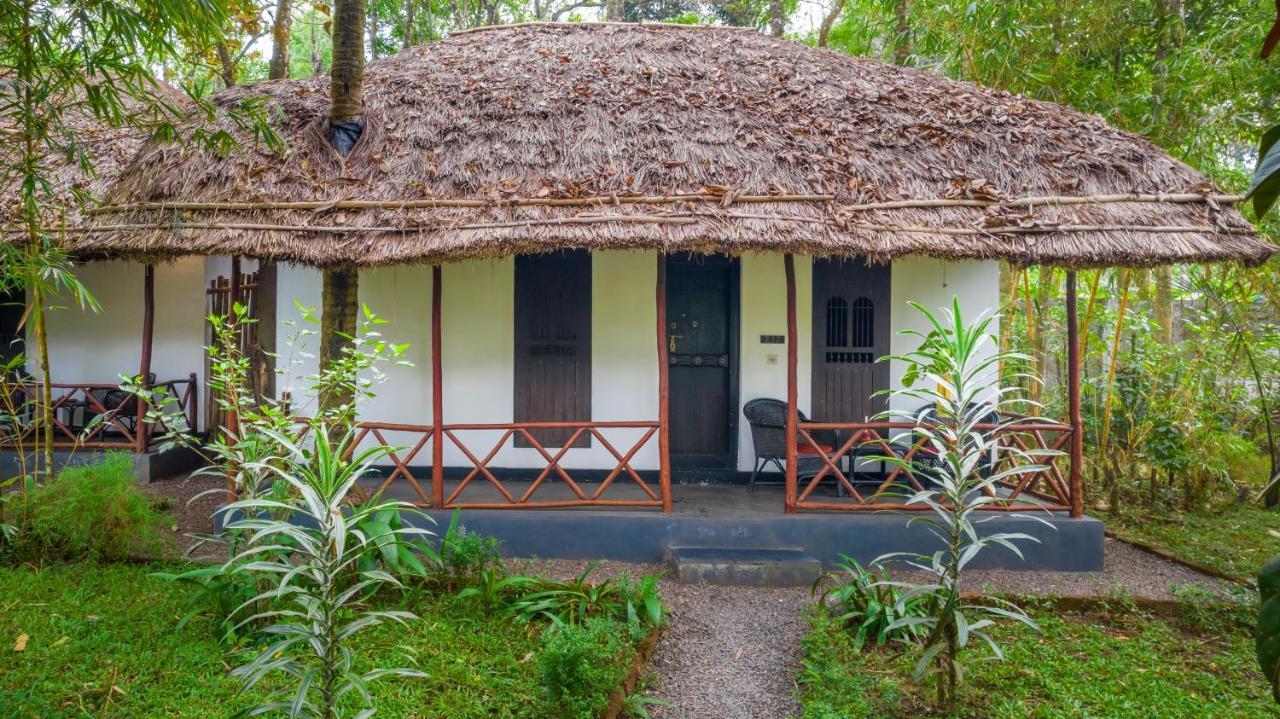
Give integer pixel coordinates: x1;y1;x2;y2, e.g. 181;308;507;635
322;0;366;423
330;0;366;124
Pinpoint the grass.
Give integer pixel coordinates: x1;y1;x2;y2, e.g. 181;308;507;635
1102;502;1280;581
0;562;635;718
798;599;1278;718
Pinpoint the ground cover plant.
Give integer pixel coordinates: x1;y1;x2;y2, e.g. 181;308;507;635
798;598;1276;718
0;561;653;719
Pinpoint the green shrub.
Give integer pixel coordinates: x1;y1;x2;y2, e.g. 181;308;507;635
812;555;926;650
506;562;664;630
8;453;171;563
537;616;635;719
422;510;505;590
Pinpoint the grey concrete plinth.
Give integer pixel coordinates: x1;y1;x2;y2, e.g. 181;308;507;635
0;445;201;483
413;501;1104;572
668;546;823;586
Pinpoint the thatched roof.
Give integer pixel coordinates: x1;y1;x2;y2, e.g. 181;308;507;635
73;22;1273;268
0;79;186;231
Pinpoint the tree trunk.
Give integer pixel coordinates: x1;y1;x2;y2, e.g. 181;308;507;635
215;42;238;88
769;0;784;36
330;0;366;123
319;267;359;423
1153;267;1173;344
605;0;624;21
404;0;416;46
368;2;379;59
310;8;324;76
892;0;910;65
817;0;844;47
1150;0;1183;348
268;0;294;81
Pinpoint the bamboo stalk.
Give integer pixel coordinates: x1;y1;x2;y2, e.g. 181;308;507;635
56;219;1253;236
86;191;1244;215
1078;269;1103;360
1099;269;1133;453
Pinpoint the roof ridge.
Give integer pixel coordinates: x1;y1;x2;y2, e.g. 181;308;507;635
451;21;760;37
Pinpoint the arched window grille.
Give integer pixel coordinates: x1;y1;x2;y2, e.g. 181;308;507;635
825;297;848;348
851;297;874;348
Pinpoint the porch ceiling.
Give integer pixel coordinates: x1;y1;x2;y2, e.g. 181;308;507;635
69;23;1272;268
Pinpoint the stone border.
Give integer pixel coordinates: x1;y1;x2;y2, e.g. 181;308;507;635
601;627;663;719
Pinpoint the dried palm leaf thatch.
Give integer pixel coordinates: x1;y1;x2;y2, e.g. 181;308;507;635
75;22;1272;268
0;77;186;231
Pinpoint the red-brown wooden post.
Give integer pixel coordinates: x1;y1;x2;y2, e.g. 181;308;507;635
136;264;156;453
1065;269;1084;518
656;254;672;513
431;265;445;508
784;254;798;514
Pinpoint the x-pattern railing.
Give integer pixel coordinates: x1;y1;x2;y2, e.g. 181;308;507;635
794;417;1074;512
442;421;662;509
304;419;664;510
0;376;198;451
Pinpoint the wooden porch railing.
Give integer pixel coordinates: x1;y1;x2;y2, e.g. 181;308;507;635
318;419;667;510
0;375;198;452
792;417;1074;512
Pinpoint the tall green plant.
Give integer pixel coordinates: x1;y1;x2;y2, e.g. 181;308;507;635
222;427;432;719
875;299;1054;714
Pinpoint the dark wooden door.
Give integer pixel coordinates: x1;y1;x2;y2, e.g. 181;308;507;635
812;258;891;423
666;255;738;469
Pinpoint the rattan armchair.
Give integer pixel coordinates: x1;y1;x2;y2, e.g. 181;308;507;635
742;398;844;493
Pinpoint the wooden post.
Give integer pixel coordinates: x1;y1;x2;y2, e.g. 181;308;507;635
229;256;242;313
431;265;444;509
784;254;798;514
136;264;155;453
1066;270;1084;518
656;254;672;513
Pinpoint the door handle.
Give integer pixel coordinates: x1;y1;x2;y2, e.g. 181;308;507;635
669;334;682;353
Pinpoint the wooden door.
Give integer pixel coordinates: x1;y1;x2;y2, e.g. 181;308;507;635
514;251;592;448
812;258;890;423
666;255;738;469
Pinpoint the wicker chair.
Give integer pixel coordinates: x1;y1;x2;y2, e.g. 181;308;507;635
742;398;843;493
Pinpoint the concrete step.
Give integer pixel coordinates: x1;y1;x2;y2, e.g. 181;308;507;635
667;546;823;587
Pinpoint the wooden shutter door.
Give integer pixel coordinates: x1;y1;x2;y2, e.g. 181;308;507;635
514;251;592;448
811;258;890;423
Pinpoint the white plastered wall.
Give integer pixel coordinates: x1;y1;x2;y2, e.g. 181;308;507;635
343;253;661;469
888;257;1002;414
735;254;813;472
273;254;997;472
35;257;208;428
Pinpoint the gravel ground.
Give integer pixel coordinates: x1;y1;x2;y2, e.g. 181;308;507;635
147;481;1232;719
894;537;1233;601
142;473;225;559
